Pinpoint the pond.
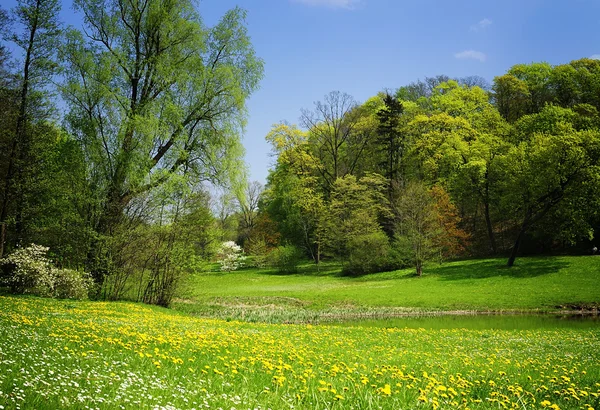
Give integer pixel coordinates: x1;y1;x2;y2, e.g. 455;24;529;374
335;313;600;330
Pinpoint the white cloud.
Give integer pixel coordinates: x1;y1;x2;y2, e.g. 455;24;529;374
470;18;492;32
454;50;487;62
590;54;600;60
291;0;362;10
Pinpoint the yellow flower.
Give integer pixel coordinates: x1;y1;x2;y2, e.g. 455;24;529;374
380;384;391;396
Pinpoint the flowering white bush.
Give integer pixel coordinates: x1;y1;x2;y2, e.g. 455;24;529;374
216;241;246;272
1;244;55;296
53;268;94;299
0;244;93;299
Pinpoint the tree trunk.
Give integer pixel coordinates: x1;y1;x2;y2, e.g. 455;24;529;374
507;221;528;267
484;201;497;255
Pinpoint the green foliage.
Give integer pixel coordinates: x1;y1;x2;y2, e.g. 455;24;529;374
60;0;263;290
245;238;271;268
268;245;303;273
393;182;444;276
319;174;389;263
0;244;92;299
344;231;394;275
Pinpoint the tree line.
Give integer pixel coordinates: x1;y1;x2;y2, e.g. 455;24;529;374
253;63;600;275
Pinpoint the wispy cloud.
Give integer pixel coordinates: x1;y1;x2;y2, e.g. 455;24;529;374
470;18;492;32
591;54;600;60
454;50;487;62
291;0;362;10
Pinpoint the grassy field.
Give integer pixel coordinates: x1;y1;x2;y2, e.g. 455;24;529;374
173;256;600;322
1;295;599;410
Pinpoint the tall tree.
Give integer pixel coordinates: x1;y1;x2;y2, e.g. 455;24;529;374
409;82;509;254
376;92;404;186
498;109;600;266
0;0;61;257
237;180;263;245
300;91;364;192
62;0;263;283
394;181;443;277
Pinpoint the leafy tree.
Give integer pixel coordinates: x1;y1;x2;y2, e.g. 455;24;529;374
492;74;531;122
376;92;404;186
408;82;510;254
61;0;263;284
0;0;62;256
318;174;390;272
393;182;443;276
498;112;600;266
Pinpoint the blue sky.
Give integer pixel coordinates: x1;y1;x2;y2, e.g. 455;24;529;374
4;0;600;183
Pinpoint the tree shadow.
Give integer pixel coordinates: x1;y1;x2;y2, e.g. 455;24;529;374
248;262;343;277
435;257;569;281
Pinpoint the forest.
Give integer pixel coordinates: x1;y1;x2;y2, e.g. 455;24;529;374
1;0;599;307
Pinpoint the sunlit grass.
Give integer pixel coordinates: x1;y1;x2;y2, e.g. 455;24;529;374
1;295;599;409
173;256;600;322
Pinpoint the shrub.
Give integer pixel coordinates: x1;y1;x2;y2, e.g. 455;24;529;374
52;268;94;299
268;245;302;273
1;244;55;296
344;231;394;275
216;241;246;272
246;238;270;268
0;244;92;299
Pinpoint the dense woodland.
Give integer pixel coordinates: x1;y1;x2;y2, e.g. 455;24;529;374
0;0;599;306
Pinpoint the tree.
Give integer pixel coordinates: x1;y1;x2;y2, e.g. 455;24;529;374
264;122;325;261
61;0;263;284
0;0;62;257
492;74;531;122
318;173;390;273
300;91;364;192
408;82;510;255
394;182;443;276
498;112;600;266
237;181;263;245
376;92;404;186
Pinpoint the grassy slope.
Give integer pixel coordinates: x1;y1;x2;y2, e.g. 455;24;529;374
2;296;599;410
174;256;600;319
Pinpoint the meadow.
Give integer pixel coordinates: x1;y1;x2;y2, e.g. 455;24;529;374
1;295;599;410
173;256;600;323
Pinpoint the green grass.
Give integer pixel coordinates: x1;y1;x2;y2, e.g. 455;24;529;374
173;256;600;322
1;295;599;409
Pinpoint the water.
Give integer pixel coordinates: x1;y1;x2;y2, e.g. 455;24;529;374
335;313;600;330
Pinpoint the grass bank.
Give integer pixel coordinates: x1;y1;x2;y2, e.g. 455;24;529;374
173;256;600;323
1;296;599;409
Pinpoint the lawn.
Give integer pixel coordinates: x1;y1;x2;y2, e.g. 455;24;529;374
173;256;600;322
1;295;599;410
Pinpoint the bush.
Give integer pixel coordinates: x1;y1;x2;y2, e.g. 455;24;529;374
344;232;394;275
53;268;94;299
0;244;92;299
268;245;302;273
216;241;246;272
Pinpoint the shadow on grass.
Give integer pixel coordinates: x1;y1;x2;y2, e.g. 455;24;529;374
252;262;343;277
434;257;570;281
